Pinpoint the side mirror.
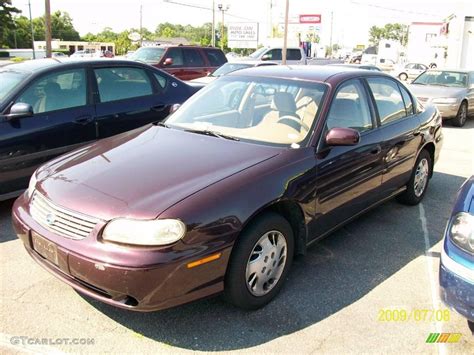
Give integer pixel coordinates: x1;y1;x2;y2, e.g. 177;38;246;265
325;127;360;146
6;103;34;120
163;58;173;66
261;54;270;61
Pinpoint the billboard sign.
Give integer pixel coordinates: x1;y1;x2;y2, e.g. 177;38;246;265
228;22;259;48
299;14;322;24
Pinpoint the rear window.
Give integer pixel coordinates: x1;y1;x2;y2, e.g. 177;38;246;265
287;49;302;60
203;49;227;66
0;71;28;101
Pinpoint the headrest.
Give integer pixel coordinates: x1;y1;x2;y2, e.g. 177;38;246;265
271;92;297;113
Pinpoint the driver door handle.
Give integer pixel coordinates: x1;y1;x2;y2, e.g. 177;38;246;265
74;115;94;125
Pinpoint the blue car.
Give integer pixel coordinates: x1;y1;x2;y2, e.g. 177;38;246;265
439;175;474;333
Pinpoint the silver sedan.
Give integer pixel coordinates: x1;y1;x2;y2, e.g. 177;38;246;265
408;69;474;127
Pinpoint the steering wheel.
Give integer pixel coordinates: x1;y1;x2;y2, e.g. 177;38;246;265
277;115;310;132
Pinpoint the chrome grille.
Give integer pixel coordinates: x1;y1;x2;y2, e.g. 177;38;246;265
30;192;99;239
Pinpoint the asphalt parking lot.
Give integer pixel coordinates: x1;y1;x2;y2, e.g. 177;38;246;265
1;120;473;354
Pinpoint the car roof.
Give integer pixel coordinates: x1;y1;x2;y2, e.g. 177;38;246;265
0;58;151;75
425;68;473;73
227;60;278;66
227;65;389;83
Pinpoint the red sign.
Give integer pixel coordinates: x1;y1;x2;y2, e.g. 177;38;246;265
299;14;321;24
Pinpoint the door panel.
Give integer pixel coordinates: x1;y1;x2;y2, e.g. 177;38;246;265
93;66;171;138
0;68;94;195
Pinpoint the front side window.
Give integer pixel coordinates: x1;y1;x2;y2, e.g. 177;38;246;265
367;77;407;125
326;80;373;133
166;76;327;147
94;67;153;103
398;84;414;116
163;48;184;66
16;69;86;114
267;49;282;60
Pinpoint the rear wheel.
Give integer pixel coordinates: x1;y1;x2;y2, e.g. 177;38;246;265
451;101;468;127
397;149;432;205
224;212;294;310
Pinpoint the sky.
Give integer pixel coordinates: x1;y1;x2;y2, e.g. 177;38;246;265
11;0;473;48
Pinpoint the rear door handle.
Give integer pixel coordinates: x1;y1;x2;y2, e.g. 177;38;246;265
74;115;94;125
151;105;167;112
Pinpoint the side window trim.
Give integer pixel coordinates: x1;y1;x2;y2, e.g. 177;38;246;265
397;83;415;116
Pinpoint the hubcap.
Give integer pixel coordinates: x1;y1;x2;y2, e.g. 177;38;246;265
414;158;429;197
245;231;287;297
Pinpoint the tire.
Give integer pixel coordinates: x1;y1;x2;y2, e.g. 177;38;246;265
397;149;432;205
398;73;408;81
224;212;294;310
451;101;468;127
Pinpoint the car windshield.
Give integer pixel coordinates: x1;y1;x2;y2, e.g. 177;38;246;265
130;47;165;63
412;71;468;87
166;76;327;147
0;70;28;102
212;63;252;77
248;47;268;58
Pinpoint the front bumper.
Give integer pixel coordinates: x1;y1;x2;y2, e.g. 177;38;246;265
12;194;230;311
439;246;474;322
434;103;459;119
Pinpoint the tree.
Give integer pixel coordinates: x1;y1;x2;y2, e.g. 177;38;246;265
0;0;21;47
369;23;408;47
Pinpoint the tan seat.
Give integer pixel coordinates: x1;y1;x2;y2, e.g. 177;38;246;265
296;96;318;130
261;92;299;126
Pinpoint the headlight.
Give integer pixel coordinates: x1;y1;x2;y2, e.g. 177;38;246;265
432;97;458;104
449;212;474;254
102;218;186;246
27;172;37;200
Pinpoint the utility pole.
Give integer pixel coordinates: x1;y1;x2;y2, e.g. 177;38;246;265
28;0;36;59
217;3;229;51
329;11;333;58
139;4;143;46
212;1;215;47
282;0;289;65
44;0;52;58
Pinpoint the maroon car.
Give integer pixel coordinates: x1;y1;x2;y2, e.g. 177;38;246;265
12;66;443;311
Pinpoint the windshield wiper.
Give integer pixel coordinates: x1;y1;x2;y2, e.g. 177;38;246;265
154;122;170;128
184;128;240;141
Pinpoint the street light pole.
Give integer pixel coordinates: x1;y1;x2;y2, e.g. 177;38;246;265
28;0;36;59
282;0;289;65
217;3;229;51
212;1;215;47
44;0;52;58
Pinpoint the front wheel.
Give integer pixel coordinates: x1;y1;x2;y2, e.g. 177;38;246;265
451;101;468;127
397;149;432;205
224;212;294;310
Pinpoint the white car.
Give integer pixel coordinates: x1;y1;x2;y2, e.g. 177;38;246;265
392;63;428;81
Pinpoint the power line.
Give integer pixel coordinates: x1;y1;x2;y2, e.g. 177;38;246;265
350;1;442;18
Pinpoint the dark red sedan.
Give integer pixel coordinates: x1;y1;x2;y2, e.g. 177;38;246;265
12;66;443;311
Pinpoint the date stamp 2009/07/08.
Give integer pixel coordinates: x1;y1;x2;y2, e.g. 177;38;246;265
377;308;451;322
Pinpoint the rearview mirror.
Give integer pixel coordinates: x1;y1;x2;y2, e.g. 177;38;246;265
6;103;34;120
261;54;270;61
325;127;360;146
163;58;173;66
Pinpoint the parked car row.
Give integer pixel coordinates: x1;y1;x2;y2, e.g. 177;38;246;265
2;55;472;331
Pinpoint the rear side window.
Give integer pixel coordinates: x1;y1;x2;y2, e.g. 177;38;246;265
398;84;414;115
367;77;407;125
287;49;302;60
203;49;227;66
94;67;153;103
16;69;86;114
183;48;204;67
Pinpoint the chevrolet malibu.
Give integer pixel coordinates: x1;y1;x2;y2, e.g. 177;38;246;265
13;66;443;311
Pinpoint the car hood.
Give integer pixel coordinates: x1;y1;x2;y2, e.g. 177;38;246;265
408;84;466;99
189;76;216;84
36;125;280;221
